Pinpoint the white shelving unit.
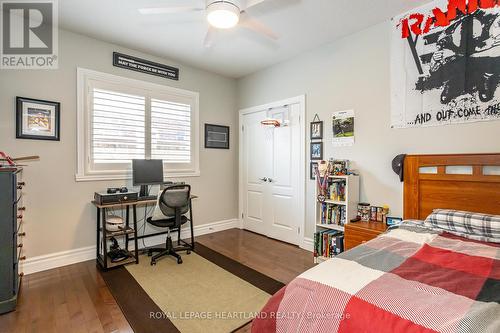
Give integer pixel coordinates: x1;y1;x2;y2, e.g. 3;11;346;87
314;174;359;263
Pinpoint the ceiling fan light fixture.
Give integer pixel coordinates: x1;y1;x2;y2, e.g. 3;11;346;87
207;2;240;29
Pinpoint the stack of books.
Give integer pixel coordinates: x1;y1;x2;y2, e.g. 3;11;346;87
321;204;347;226
314;230;344;258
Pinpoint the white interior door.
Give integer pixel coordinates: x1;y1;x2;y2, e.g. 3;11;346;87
241;110;271;236
240;102;303;245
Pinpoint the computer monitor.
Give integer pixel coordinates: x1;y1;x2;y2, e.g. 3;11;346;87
132;159;164;197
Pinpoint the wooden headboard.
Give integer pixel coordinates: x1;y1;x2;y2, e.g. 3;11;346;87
403;153;500;220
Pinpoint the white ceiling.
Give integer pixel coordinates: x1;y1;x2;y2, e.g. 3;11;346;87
59;0;430;78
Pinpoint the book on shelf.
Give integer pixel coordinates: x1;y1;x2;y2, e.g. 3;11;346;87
314;229;345;258
328;179;346;202
320;203;347;226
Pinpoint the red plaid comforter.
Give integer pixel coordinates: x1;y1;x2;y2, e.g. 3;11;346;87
252;223;500;333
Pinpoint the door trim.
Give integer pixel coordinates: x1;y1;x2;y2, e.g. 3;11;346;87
238;95;307;249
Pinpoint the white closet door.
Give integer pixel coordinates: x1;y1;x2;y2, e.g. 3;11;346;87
241;105;302;245
241;110;271;236
266;105;301;244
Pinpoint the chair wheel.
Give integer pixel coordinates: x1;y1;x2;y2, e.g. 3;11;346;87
151;260;156;266
186;250;191;255
177;258;183;264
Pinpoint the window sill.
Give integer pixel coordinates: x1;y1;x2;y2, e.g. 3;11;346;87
75;171;201;182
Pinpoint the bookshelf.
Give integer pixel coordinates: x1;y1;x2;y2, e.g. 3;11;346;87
314;174;359;263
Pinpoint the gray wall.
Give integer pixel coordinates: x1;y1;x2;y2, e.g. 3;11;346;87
3;20;499;258
237;21;500;239
0;30;238;258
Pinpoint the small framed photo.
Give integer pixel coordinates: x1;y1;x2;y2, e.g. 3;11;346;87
205;124;230;149
386;216;403;227
310;162;319;180
16;97;60;141
310;121;323;140
310;142;323;160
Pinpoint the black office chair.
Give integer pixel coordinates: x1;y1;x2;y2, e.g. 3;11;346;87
146;185;191;265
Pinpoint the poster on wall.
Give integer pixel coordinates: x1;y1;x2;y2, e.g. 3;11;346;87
332;110;355;147
113;52;179;81
391;0;500;128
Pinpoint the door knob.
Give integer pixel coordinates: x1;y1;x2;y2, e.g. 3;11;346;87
259;177;268;182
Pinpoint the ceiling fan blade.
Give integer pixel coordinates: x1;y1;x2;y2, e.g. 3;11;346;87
244;0;268;10
204;27;216;48
138;7;204;15
240;13;278;40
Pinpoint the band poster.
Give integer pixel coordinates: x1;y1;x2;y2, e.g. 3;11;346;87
391;0;500;128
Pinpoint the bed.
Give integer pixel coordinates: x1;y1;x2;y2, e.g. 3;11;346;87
252;153;500;333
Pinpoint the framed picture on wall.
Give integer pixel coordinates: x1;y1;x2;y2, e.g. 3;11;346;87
310;142;323;160
310;121;323;140
205;124;230;149
16;97;60;141
310;162;319;180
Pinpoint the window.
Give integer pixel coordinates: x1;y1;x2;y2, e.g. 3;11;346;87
77;68;199;181
92;89;146;164
150;98;191;163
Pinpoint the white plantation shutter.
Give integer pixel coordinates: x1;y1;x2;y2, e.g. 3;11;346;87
151;98;191;163
77;69;199;181
91;88;146;164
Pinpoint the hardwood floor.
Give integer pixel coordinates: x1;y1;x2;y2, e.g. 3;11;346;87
0;229;314;333
0;260;132;333
197;229;314;284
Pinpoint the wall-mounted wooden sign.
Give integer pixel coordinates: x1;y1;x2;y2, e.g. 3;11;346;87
113;52;179;81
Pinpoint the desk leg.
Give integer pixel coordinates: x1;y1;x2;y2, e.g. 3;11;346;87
96;207;101;266
133;205;139;264
177;225;181;247
102;208;108;269
125;206;130;251
189;199;194;250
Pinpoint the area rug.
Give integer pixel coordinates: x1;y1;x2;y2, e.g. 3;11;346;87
101;242;285;333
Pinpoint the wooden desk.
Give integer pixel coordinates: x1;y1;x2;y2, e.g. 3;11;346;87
92;195;197;270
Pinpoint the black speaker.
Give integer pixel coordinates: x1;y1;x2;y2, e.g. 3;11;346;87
392;154;406;182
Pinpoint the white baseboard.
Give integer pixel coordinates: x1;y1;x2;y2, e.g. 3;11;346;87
132;218;239;249
22;245;97;276
301;237;314;252
23;218;239;275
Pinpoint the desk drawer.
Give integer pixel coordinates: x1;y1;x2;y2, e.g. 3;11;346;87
345;228;381;250
344;234;374;250
345;239;363;251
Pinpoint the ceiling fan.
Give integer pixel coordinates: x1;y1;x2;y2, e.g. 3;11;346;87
138;0;278;48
